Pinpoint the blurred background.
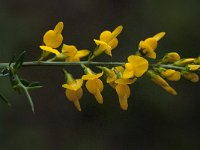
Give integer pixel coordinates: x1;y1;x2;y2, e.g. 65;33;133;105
0;0;200;149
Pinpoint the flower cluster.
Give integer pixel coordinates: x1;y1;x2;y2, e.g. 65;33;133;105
37;22;199;111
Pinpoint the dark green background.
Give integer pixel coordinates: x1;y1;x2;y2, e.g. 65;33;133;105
0;0;200;149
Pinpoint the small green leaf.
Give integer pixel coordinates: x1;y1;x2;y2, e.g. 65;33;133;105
28;81;41;87
0;93;11;106
13;51;26;72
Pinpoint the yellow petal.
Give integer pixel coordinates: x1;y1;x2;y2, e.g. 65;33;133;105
76;50;90;58
144;38;157;50
115;78;137;84
167;71;181;81
94;39;112;51
54;22;64;34
162;52;180;63
65;88;83;111
110;25;123;40
188;64;200;71
82;72;103;80
86;79;104;94
127;55;149;77
139;41;153;52
100;31;112;42
161;69;176;77
43;30;63;48
62;79;83;91
86;79;104;103
62;44;77;57
39;46;61;56
94;89;103;104
146;51;156;59
113;66;125;73
73;99;81;111
108;38;118;49
153;32;166;41
116;84;130;110
65;88;83;102
123;69;134;79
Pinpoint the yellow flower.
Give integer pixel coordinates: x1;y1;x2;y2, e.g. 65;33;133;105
194;57;200;64
43;22;64;48
161;69;181;81
182;72;199;83
187;64;200;71
39;22;64;57
82;67;104;104
162;52;181;63
39;46;61;56
61;44;90;62
65;88;83;112
139;32;166;59
123;55;149;79
98;66;136;110
91;25;123;58
147;70;177;95
115;84;130;110
62;70;83;111
174;58;195;66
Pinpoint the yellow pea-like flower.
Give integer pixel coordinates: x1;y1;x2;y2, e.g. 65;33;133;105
123;55;149;79
161;69;181;81
162;52;181;63
39;22;64;58
39;46;61;56
61;44;90;62
91;25;123;58
62;70;83;111
182;72;199;83
65;88;83;112
147;70;177;95
139;32;165;59
82;67;104;104
187;64;200;71
194;57;200;64
115;84;130;110
174;58;195;66
86;78;104;104
43;22;64;48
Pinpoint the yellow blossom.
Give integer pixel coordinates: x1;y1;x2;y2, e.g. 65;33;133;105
187;64;200;71
43;22;64;48
139;32;166;59
194;57;200;64
123;55;149;79
182;72;199;83
39;46;61;56
115;84;130;110
147;70;177;95
161;69;181;81
162;52;181;63
98;66;136;110
61;44;90;62
62;71;83;111
174;58;195;66
82;67;104;104
39;22;64;58
91;25;123;58
65;88;83;112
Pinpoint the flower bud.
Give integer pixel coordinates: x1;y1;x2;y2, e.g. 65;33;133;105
182;72;199;83
147;70;177;95
162;52;180;63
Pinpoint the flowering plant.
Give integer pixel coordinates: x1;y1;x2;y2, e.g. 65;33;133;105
0;22;199;112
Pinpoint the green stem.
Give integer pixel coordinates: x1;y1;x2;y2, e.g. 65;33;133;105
13;72;35;112
0;61;125;68
153;64;186;71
